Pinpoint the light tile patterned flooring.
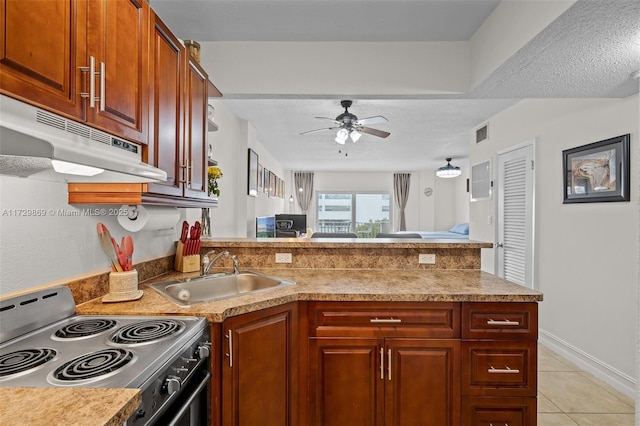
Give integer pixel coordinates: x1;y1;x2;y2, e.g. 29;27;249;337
538;345;636;425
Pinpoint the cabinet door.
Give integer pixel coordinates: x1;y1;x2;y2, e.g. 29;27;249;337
385;339;460;426
183;58;208;199
308;338;384;426
86;0;148;143
222;304;298;426
0;0;85;117
146;11;184;197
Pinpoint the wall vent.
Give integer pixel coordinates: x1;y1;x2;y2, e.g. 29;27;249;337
476;124;489;143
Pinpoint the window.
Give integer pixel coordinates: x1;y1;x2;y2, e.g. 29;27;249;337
316;191;391;237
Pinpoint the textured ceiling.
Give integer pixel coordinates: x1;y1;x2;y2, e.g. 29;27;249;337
152;0;640;172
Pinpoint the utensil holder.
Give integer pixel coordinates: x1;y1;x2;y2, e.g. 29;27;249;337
102;269;143;303
175;241;200;273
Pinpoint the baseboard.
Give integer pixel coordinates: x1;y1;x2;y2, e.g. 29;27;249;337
539;328;636;399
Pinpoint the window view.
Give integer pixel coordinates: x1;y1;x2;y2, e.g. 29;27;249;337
316;192;391;237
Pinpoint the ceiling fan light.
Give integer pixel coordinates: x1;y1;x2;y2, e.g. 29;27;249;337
335;128;348;144
436;158;461;179
350;130;361;142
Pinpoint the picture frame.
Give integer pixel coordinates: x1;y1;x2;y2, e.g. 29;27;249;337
247;149;258;197
269;171;276;198
258;163;264;193
562;134;630;204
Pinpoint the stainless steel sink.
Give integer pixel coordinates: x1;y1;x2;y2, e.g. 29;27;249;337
148;271;296;307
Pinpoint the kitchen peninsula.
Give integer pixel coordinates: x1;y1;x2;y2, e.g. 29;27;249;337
72;238;542;426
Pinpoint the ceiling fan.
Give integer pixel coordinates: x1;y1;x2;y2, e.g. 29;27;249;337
300;100;390;144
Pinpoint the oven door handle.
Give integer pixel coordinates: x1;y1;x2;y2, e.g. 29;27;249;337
165;371;211;426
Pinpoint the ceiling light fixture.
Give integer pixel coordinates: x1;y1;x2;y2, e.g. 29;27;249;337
350;130;361;143
335;128;348;144
436;158;461;179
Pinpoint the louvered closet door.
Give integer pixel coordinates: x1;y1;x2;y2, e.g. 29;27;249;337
497;143;534;288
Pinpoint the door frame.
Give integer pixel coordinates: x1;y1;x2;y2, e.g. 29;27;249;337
494;139;536;289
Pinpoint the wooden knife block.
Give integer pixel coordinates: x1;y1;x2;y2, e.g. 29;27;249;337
174;241;200;273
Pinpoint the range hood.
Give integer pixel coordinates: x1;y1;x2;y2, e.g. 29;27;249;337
0;95;167;183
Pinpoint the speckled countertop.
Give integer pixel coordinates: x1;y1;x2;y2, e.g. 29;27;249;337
200;237;493;249
76;268;543;322
0;387;140;426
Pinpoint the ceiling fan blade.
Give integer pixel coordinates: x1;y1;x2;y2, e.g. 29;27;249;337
358;127;391;138
355;115;388;126
299;126;339;136
315;116;341;125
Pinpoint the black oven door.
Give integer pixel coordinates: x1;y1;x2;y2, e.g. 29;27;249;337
152;369;211;426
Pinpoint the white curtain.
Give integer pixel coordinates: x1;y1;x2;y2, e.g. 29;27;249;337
393;173;411;231
294;172;314;212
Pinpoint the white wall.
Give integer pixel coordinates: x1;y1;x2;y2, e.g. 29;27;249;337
0;174;183;295
469;96;639;396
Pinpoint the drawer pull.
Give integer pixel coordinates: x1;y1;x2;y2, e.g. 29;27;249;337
379;347;384;380
489;423;509;426
488;365;520;374
370;318;402;323
487;319;520;326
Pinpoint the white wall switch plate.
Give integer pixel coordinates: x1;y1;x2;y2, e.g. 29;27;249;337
418;254;436;264
275;253;293;263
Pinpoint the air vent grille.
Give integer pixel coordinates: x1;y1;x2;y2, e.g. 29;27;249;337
66;121;91;139
476;124;488;143
90;129;112;145
36;110;65;131
35;108;113;146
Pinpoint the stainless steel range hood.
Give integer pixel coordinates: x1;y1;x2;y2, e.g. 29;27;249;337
0;95;167;183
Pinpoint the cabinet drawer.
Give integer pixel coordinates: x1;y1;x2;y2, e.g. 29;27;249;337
309;302;460;338
462;397;536;426
462;341;537;396
462;303;537;340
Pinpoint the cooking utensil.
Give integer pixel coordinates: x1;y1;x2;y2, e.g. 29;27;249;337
113;236;128;271
97;223;123;272
121;235;134;271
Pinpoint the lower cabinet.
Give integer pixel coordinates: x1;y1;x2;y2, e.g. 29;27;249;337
461;396;537;426
308;337;460;426
215;301;538;426
221;303;298;426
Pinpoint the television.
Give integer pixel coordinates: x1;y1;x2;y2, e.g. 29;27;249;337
275;214;307;237
256;216;276;238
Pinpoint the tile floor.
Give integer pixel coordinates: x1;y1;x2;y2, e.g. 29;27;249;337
538;345;636;425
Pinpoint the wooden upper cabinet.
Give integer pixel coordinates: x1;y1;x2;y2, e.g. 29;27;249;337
146;11;210;202
85;0;149;143
147;10;184;197
183;58;208;199
0;0;85;117
0;0;148;144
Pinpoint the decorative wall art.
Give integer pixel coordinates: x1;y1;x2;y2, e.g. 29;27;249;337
562;134;630;203
258;163;264;193
247;149;258;197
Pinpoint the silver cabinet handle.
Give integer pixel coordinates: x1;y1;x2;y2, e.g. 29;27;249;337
99;61;105;111
379;347;384;380
80;56;98;108
226;329;233;367
487;319;520;326
488;366;520;374
370;318;402;323
387;348;392;381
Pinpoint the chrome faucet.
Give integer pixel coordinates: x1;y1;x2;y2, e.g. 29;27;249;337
202;250;239;275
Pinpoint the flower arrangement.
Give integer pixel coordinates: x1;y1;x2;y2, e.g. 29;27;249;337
208;166;223;197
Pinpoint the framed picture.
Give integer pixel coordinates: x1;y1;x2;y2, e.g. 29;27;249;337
258;163;264;193
269;171;276;198
562;134;630;203
247;149;258;197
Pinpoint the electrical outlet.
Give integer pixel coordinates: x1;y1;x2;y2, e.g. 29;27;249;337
275;253;292;263
418;254;436;264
